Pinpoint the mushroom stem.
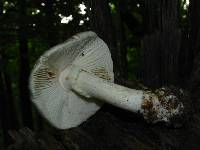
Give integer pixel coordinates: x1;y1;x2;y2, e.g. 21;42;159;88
62;65;184;123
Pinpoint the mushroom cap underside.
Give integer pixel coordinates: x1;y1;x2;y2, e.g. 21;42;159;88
29;31;114;129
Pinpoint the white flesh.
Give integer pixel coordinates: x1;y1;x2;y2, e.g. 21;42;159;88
62;65;184;123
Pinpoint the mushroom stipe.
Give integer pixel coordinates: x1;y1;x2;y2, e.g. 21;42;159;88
29;31;184;129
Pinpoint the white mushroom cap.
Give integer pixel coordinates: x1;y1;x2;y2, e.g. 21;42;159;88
29;31;114;129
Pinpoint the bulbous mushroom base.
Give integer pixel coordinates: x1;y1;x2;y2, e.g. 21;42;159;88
140;87;184;124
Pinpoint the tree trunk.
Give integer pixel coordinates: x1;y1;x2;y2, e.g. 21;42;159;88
0;51;18;146
189;0;200;56
114;0;128;80
18;0;33;128
0;0;3;15
87;0;125;82
140;0;181;88
189;0;200;111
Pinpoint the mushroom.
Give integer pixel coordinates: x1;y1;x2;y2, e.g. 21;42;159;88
29;31;184;129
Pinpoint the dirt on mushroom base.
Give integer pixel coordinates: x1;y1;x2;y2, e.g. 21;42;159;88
140;86;185;125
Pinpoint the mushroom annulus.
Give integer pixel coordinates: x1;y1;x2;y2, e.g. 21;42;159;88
29;31;184;129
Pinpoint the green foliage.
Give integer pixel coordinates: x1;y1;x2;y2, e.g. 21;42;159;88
127;46;140;80
179;0;189;26
109;2;117;14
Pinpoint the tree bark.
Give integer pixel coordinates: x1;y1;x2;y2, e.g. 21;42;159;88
189;0;200;111
189;0;200;56
140;0;181;88
18;0;33;128
0;51;18;146
0;0;3;15
87;0;125;82
114;0;128;80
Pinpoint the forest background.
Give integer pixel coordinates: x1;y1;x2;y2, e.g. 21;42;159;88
1;0;200;149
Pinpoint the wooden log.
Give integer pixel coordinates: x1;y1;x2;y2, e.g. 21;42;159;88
7;84;197;150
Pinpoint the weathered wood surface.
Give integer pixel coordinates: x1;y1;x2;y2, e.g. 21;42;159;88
7;81;200;150
140;0;182;88
7;102;200;150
